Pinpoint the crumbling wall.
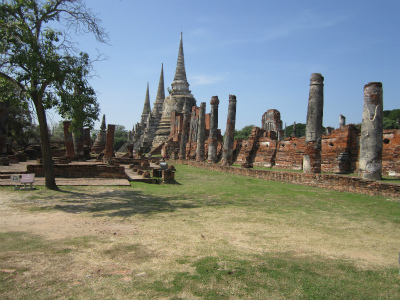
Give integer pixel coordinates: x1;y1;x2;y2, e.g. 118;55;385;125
27;164;128;179
233;124;399;177
382;129;400;176
274;137;305;170
184;161;400;197
321;125;359;173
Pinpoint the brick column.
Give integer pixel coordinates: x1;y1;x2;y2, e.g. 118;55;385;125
221;95;237;166
208;96;219;163
303;73;324;173
73;127;84;160
196;102;206;161
339;114;346;128
179;101;190;159
359;82;383;180
104;124;115;159
291;122;296;137
63;121;75;158
83;128;91;147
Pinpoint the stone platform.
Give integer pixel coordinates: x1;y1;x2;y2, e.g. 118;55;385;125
0;160;157;186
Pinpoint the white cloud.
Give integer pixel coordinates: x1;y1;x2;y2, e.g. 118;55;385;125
189;73;228;86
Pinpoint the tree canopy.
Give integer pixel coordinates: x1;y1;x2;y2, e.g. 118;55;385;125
285;123;307;138
234;125;255;140
114;125;128;151
0;0;108;189
383;109;400;129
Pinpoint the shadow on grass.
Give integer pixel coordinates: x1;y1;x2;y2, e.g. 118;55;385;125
51;189;218;217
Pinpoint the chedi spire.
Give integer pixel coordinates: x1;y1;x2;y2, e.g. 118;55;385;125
170;32;191;96
140;83;151;125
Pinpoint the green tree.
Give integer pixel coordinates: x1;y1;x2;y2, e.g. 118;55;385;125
114;125;128;151
285;123;307;137
0;77;39;147
0;0;108;189
234;125;255;140
383;109;400;129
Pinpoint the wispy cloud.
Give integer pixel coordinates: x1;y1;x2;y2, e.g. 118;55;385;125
189;73;229;86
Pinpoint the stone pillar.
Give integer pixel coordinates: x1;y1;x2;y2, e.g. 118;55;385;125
63;121;75;158
291;122;296;137
179;101;190;160
73;127;84;160
359;82;383;180
221;95;237;166
83;128;91;147
0;102;10;165
104;124;115;160
208;96;219;163
196;102;206;161
303;73;324;173
127;144;133;158
339;114;346;128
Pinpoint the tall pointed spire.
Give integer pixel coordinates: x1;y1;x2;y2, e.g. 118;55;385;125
171;32;191;96
174;32;187;82
153;63;165;117
100;114;106;130
156;63;165;102
140;83;151;125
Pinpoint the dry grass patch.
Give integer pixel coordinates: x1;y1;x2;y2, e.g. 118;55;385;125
0;165;399;299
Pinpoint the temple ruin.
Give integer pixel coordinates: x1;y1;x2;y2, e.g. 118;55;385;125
1;32;399;187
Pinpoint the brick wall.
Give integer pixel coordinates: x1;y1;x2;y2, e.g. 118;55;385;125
382;129;400;176
177;160;400;197
27;164;128;179
232;126;399;176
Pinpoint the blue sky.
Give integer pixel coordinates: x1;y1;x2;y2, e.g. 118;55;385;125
49;0;400;133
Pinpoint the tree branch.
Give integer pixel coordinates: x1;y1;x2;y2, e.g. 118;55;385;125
0;72;27;93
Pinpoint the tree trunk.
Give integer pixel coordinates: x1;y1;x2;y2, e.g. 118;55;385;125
34;97;58;190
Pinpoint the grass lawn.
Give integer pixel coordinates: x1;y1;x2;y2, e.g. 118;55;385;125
0;164;399;299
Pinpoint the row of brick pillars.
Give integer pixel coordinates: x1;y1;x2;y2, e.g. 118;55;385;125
303;73;384;180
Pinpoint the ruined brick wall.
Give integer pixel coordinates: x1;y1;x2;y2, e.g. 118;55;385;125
254;137;279;168
233;124;399;176
274;137;305;170
382;129;400;176
27;164;128;179
181;161;400;197
321;125;360;173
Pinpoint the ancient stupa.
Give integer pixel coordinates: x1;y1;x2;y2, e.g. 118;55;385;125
92;114;107;154
152;33;196;148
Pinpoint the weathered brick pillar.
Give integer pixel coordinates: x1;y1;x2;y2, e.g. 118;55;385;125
208;96;219;163
73;127;84;160
83;128;91;147
303;73;324;173
179;101;190;160
359;82;383;180
221;95;237;166
339;114;346;128
0;102;9;165
127;144;133;158
104;124;115;160
291;122;297;137
63;121;75;158
196;102;206;161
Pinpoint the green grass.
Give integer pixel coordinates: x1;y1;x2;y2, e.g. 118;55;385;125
0;164;399;299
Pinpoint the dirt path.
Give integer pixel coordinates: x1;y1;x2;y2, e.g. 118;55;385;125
0;187;136;239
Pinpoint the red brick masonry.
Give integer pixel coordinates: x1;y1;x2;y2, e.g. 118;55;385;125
179;160;400;198
27;164;128;179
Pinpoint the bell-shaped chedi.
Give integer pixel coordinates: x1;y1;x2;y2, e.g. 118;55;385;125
92;114;107;154
152;33;196;148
